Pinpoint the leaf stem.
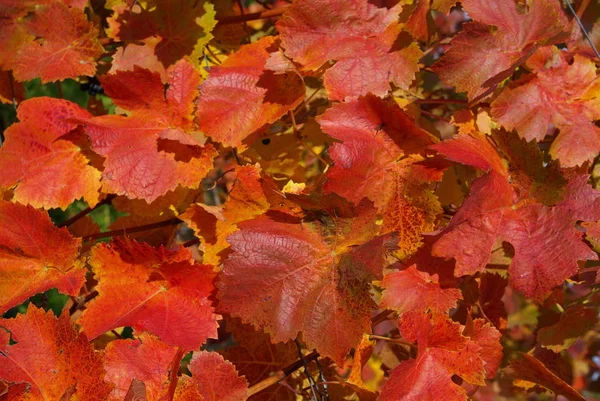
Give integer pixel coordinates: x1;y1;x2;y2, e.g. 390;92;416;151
369;334;417;349
58;195;116;228
414;98;468;105
247;350;320;397
81;218;182;241
217;6;288;25
565;0;600;60
166;348;186;401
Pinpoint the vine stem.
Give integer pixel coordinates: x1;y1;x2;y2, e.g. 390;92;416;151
58;195;116;228
166;348;186;401
414;98;467;105
218;6;288;25
81;218;182;241
247;350;320;397
369;334;417;349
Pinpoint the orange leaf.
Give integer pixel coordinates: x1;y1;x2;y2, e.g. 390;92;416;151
0;306;112;401
0;200;86;314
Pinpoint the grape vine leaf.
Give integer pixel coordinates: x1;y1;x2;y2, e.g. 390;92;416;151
79;238;220;349
0;70;24;105
277;0;422;101
537;305;599;352
432;0;567;99
0;306;112;401
106;0;216;68
219;200;397;364
0;200;86;315
507;353;586;401
11;2;103;82
180;164;289;265
318;95;442;258
378;312;501;401
174;351;249;401
379;264;463;315
104;333;180;401
403;0;458;42
219;317;298;401
491;47;600;167
76;60;218;202
196;36;305;148
431;131;600;299
0;97;101;209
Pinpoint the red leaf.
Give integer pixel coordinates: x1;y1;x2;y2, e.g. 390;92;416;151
79;238;220;349
0;200;86;314
11;2;103;82
196;36;304;147
380;265;462;315
0;97;101;209
0;306;112;401
175;352;249;401
379;312;501;401
432;0;567;99
104;333;180;401
508;353;586;401
106;0;214;67
318;95;441;258
76;60;217;202
432;133;600;299
277;0;422;100
219;201;396;364
491;47;600;167
180;165;274;265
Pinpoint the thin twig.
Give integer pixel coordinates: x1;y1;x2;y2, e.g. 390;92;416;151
58;195;116;228
81;218;182;241
56;81;63;99
236;0;252;42
218;6;288;25
565;0;600;60
420;109;451;123
289;110;328;167
295;340;319;401
371;309;394;327
183;238;200;248
414;98;468;105
369;334;417;349
69;290;99;315
247;350;321;397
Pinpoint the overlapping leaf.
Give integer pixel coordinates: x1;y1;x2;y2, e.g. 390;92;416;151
0;200;86;314
277;0;422;100
79;238;220;349
174;351;249;401
219;200;396;364
431;130;600;299
0;1;103;82
318;95;442;258
403;0;458;42
380;264;462;315
379;312;501;401
432;0;567;99
104;333;180;401
0;306;112;401
180;164;292;265
0;97;101;209
106;0;216;68
76;60;218;202
196;36;305;147
491;47;600;167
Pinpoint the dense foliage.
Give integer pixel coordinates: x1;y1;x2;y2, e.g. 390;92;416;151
1;0;600;400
